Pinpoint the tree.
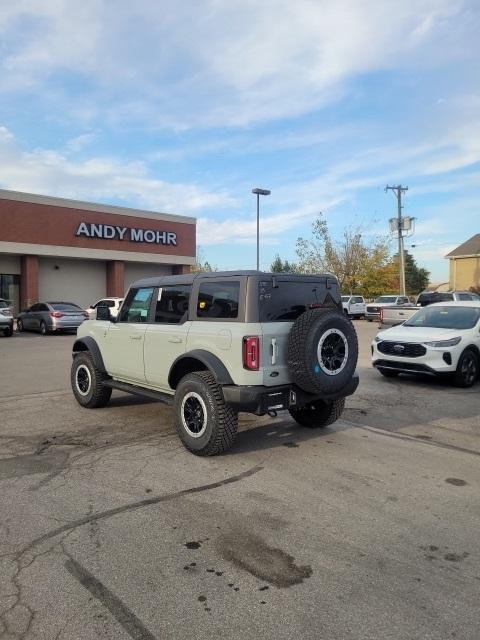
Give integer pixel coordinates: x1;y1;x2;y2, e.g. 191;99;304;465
191;247;217;273
296;213;396;297
403;251;430;295
389;251;430;295
270;254;298;273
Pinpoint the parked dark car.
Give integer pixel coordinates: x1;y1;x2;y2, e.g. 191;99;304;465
17;302;88;335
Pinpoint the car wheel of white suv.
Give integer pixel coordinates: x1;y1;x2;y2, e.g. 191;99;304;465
453;349;479;388
71;352;112;408
174;371;238;456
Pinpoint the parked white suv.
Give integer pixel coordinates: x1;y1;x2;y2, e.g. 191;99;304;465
71;272;359;455
372;301;480;387
86;297;123;319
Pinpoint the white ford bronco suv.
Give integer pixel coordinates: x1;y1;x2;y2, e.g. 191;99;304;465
71;271;359;455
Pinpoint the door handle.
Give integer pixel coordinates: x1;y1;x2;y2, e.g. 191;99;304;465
129;334;142;340
168;337;183;343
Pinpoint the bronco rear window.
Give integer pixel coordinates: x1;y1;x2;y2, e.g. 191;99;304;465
259;280;338;322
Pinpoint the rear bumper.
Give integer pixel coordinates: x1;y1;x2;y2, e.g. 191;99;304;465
222;374;359;415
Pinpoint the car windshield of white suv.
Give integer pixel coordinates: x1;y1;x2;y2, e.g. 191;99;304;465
374;296;397;303
404;306;480;330
341;296;350;302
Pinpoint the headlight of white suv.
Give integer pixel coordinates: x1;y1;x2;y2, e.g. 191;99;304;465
423;337;461;348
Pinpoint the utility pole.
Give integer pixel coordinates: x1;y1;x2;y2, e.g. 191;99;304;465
386;184;408;295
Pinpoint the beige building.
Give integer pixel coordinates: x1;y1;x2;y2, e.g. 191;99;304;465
446;234;480;290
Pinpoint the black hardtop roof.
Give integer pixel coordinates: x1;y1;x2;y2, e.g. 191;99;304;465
132;270;335;289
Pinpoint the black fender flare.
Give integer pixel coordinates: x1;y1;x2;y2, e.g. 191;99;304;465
168;349;234;389
72;337;107;373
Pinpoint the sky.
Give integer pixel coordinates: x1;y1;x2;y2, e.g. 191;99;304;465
0;0;479;282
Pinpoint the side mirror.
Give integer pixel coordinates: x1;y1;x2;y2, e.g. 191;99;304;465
96;305;113;322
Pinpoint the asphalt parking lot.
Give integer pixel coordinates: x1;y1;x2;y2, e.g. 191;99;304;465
0;322;479;639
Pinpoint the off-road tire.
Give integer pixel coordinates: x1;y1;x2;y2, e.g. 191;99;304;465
17;319;24;332
71;352;112;408
288;308;358;395
289;397;345;428
378;368;400;378
174;371;238;456
453;349;478;388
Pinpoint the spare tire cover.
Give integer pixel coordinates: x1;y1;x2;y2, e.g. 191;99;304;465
287;308;358;395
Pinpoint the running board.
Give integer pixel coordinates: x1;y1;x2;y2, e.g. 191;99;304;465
103;380;174;404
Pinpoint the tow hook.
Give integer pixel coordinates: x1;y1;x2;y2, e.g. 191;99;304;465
268;410;278;418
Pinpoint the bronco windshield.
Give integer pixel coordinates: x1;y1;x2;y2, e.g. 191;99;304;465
404;306;480;330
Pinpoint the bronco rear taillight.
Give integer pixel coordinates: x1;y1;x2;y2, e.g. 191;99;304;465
243;336;260;370
49;311;64;318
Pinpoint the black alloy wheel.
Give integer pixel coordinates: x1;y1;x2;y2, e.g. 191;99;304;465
454;350;478;388
318;330;347;375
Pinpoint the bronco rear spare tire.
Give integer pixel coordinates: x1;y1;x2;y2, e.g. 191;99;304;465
287;308;358;395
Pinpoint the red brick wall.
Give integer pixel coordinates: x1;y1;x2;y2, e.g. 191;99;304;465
0;198;196;257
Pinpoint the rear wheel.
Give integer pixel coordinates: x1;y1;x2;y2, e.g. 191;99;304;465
378;368;400;378
453;350;478;388
289;397;345;428
71;352;112;408
174;371;238;456
40;321;48;336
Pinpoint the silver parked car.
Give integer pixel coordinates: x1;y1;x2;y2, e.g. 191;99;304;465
0;298;14;337
17;301;88;335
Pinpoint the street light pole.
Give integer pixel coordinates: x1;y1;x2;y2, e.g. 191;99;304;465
251;187;271;271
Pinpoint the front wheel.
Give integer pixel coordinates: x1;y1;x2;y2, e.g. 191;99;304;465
174;371;238;455
71;352;112;408
17;319;24;332
289;397;345;429
3;326;13;337
453;350;478;388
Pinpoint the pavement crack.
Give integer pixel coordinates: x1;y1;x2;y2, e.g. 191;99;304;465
19;465;263;558
343;420;480;458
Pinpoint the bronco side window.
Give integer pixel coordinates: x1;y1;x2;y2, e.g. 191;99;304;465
196;281;239;319
118;287;154;323
155;285;191;324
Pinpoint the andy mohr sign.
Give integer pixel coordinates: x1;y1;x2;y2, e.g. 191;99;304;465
76;222;177;246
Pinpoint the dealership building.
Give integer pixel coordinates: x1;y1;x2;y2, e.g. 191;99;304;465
0;189;196;314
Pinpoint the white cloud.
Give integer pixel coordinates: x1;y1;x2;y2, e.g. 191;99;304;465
0;0;470;127
0;126;233;214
